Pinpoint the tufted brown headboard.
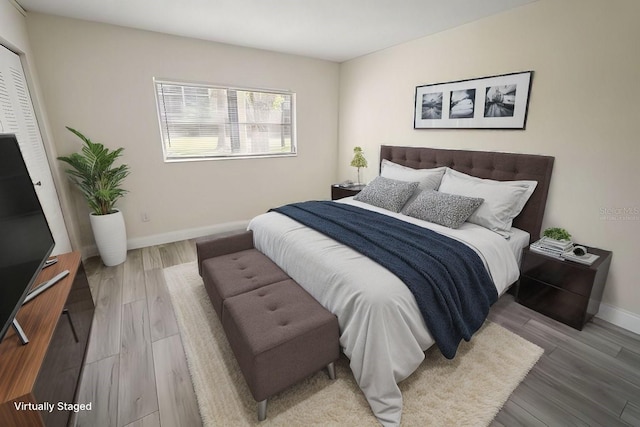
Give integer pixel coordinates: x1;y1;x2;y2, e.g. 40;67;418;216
380;145;554;242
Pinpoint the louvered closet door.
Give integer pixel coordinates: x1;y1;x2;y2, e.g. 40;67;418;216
0;44;71;254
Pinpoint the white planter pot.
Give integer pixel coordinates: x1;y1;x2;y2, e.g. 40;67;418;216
89;209;127;266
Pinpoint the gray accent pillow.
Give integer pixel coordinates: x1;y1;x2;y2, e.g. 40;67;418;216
354;176;419;213
403;190;484;229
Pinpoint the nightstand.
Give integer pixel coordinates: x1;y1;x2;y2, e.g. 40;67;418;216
331;184;366;200
516;246;612;330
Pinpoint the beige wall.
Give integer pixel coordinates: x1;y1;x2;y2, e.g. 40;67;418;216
339;0;640;320
26;13;340;251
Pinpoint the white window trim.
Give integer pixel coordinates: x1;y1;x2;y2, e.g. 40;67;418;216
153;78;297;162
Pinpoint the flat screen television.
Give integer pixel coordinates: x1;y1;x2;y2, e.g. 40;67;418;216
0;133;55;343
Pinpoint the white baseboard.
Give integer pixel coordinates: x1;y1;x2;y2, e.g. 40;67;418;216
81;220;250;259
596;302;640;335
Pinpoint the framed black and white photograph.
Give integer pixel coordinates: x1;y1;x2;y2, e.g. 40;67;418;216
420;92;443;119
414;71;532;129
450;89;476;119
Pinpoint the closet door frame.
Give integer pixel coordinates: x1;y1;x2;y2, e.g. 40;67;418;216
0;43;72;254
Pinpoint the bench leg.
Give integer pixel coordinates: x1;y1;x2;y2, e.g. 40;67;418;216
257;399;267;421
327;361;336;380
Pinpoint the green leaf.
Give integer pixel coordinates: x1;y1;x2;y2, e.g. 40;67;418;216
543;227;571;241
58;127;130;215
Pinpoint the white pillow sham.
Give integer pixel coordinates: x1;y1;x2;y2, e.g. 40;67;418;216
437;168;537;233
380;159;446;192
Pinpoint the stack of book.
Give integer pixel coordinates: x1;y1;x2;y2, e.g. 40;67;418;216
529;237;573;258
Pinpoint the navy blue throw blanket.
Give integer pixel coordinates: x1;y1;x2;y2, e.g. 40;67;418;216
270;201;498;359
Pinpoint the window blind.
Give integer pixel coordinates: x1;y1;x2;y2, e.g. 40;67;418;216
154;79;296;161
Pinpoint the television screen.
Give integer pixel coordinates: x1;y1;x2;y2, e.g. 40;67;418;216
0;134;55;343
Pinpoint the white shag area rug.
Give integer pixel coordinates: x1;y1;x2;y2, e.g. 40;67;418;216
164;262;543;426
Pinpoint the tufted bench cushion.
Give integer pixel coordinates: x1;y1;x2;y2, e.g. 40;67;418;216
222;279;340;404
196;229;255;275
201;248;289;317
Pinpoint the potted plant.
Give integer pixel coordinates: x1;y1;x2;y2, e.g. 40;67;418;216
58;127;130;266
542;227;571;242
350;146;368;184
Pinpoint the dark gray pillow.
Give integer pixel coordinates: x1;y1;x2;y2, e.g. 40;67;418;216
354;176;419;213
403;190;484;229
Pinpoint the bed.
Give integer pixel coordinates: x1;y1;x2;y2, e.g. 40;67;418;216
248;145;554;426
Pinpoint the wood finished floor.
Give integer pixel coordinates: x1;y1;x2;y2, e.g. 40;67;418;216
76;240;640;427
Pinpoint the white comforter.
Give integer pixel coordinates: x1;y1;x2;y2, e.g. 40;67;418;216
248;198;521;426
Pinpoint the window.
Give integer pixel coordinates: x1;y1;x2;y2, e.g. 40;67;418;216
154;79;296;161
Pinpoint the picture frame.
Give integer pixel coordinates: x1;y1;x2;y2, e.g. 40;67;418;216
414;71;533;129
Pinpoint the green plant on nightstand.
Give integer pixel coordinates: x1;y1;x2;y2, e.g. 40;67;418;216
350;146;368;184
543;227;571;241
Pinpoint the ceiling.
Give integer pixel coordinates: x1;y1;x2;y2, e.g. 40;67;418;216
16;0;536;62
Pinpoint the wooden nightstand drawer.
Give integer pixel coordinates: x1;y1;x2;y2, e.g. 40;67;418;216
521;256;596;297
518;275;591;329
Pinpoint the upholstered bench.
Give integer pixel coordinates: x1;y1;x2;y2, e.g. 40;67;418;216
196;230;340;421
223;279;339;420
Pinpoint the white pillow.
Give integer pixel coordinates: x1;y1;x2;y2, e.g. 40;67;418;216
438;168;537;233
381;159;446;192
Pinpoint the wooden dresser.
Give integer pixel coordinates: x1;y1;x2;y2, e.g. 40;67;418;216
0;252;95;427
